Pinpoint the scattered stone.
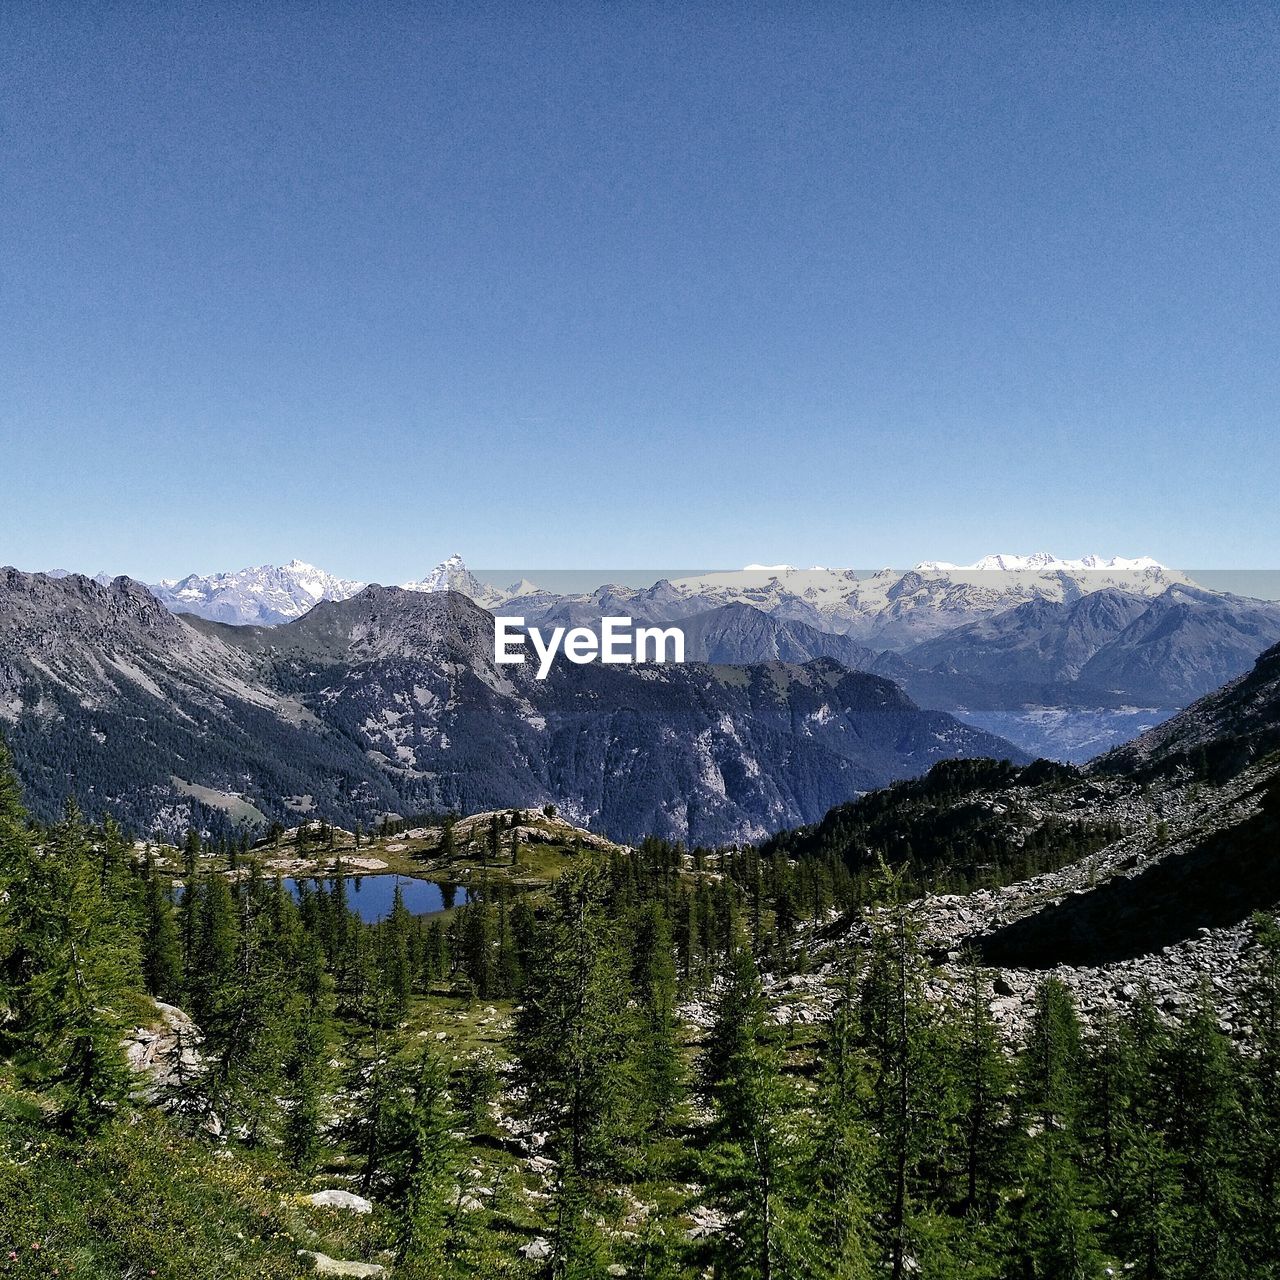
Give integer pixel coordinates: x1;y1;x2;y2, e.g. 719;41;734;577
306;1190;374;1214
124;1002;205;1096
297;1251;386;1278
687;1204;729;1240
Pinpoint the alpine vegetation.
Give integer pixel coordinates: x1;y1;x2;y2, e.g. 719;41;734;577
6;627;1280;1279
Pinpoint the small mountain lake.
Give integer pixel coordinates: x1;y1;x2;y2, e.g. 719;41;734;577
284;874;469;922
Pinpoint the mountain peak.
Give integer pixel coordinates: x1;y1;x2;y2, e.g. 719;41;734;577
915;553;1169;572
399;555;510;608
148;560;366;626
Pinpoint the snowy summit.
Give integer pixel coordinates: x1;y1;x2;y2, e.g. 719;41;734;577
915;553;1168;572
149;559;366;626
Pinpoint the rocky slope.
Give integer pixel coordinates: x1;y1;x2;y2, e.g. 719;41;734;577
770;640;1280;1039
0;571;1027;844
0;568;404;835
200;585;1028;844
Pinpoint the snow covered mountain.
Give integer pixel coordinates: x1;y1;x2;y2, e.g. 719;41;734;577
660;561;1189;649
144;554;515;625
915;553;1167;572
149;559;366;626
398;553;512;608
122;551;1187;635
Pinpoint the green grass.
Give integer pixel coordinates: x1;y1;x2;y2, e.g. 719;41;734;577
0;1071;338;1279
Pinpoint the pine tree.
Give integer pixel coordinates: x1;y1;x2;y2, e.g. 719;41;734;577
629;901;683;1133
179;829;201;984
283;934;334;1172
22;799;140;1132
1109;1121;1184;1280
352;1035;400;1195
548;1156;611;1279
1240;912;1280;1274
461;898;494;999
486;814;500;869
197;874;294;1141
141;852;184;1003
698;937;766;1106
859;908;957;1280
390;1050;462;1272
513;867;635;1178
953;955;1010;1220
188;871;238;1027
385;882;414;1017
702;940;811;1279
1085;997;1183;1277
1008;979;1100;1280
1021;977;1084;1139
807;969;879;1279
1164;986;1242;1279
0;737;37;1029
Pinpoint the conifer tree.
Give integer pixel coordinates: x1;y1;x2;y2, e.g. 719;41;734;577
353;1036;401;1195
0;738;36;1027
807;969;879;1280
514;867;635;1178
1008;979;1100;1280
283;933;334;1172
1164;986;1242;1279
188;871;238;1027
953;955;1010;1219
141;852;184;1003
385;882;414;1017
461;898;494;999
1240;912;1280;1272
390;1050;462;1272
629;901;683;1133
22;800;140;1132
860;908;957;1280
548;1156;611;1280
702;939;811;1279
197;874;295;1141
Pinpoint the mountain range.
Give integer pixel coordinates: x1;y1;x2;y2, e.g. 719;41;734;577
149;560;367;625
123;553;1187;637
31;553;1280;763
0;568;1026;844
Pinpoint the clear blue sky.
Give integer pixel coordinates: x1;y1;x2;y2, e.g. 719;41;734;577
2;2;1278;582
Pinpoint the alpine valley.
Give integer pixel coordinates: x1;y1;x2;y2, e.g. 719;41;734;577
6;552;1280;844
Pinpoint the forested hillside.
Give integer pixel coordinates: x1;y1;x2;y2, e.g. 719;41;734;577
3;728;1279;1278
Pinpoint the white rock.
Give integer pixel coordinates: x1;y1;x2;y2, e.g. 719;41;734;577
297;1251;386;1278
307;1190;374;1214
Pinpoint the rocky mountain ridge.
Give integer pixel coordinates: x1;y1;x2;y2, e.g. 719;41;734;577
762;639;1280;1041
0;570;1027;844
15;550;1280;772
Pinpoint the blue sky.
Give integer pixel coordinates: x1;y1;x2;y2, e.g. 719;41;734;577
2;2;1278;582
